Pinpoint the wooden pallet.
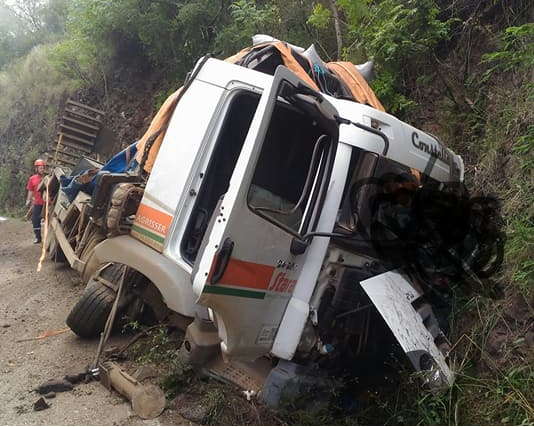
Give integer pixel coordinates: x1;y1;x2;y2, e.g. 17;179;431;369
48;99;105;169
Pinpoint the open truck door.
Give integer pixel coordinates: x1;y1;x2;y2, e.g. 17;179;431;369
191;66;339;360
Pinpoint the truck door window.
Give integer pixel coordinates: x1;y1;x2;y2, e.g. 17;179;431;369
336;148;378;234
247;98;334;236
181;91;260;264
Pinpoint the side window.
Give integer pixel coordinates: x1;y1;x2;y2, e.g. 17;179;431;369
181;91;260;264
246;100;334;236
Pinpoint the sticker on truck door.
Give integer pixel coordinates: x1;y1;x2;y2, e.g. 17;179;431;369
202;257;297;299
131;203;173;252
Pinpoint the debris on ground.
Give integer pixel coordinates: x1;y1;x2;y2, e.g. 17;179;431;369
33;397;49;411
99;361;166;419
35;379;74;394
168;393;208;424
64;371;89;385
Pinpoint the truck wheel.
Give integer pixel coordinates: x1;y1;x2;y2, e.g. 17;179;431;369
66;279;117;338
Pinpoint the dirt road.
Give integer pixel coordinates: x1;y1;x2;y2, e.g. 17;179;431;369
0;218;276;426
0;218;166;425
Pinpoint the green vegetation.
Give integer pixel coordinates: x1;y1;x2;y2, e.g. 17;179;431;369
131;325;177;364
275;296;534;425
123;322;195;398
479;22;534;291
1;0;534;424
375;295;534;425
0;0;454;212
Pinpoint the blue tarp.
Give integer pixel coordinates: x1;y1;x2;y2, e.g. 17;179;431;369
61;142;138;202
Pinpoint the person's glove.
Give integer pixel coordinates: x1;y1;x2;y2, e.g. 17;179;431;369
25;199;31;207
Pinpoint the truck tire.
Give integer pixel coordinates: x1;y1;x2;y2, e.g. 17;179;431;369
66;279;117;338
106;183;144;235
67;263;146;338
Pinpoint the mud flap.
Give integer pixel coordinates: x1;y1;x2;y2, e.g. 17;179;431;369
360;271;453;389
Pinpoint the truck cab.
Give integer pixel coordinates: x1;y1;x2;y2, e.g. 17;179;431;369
51;53;471;403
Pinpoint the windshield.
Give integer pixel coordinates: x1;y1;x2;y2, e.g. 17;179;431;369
334;147;445;265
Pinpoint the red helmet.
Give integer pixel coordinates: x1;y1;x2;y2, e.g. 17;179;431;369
34;159;46;167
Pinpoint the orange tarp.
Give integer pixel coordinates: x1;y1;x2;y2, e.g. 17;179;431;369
265;42;320;91
227;42;383;111
224;45;254;64
135;88;182;172
326;62;385;112
225;42;320;91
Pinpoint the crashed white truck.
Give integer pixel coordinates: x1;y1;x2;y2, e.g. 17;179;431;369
43;39;498;406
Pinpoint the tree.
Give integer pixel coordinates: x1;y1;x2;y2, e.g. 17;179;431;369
0;0;67;69
307;0;368;61
1;0;46;33
343;0;449;114
328;0;343;60
215;0;280;55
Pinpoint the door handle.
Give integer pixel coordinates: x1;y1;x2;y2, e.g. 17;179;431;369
210;237;234;284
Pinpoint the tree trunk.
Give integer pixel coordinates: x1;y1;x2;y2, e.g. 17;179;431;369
328;0;343;60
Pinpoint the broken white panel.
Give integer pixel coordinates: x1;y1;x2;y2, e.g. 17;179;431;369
360;270;453;387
